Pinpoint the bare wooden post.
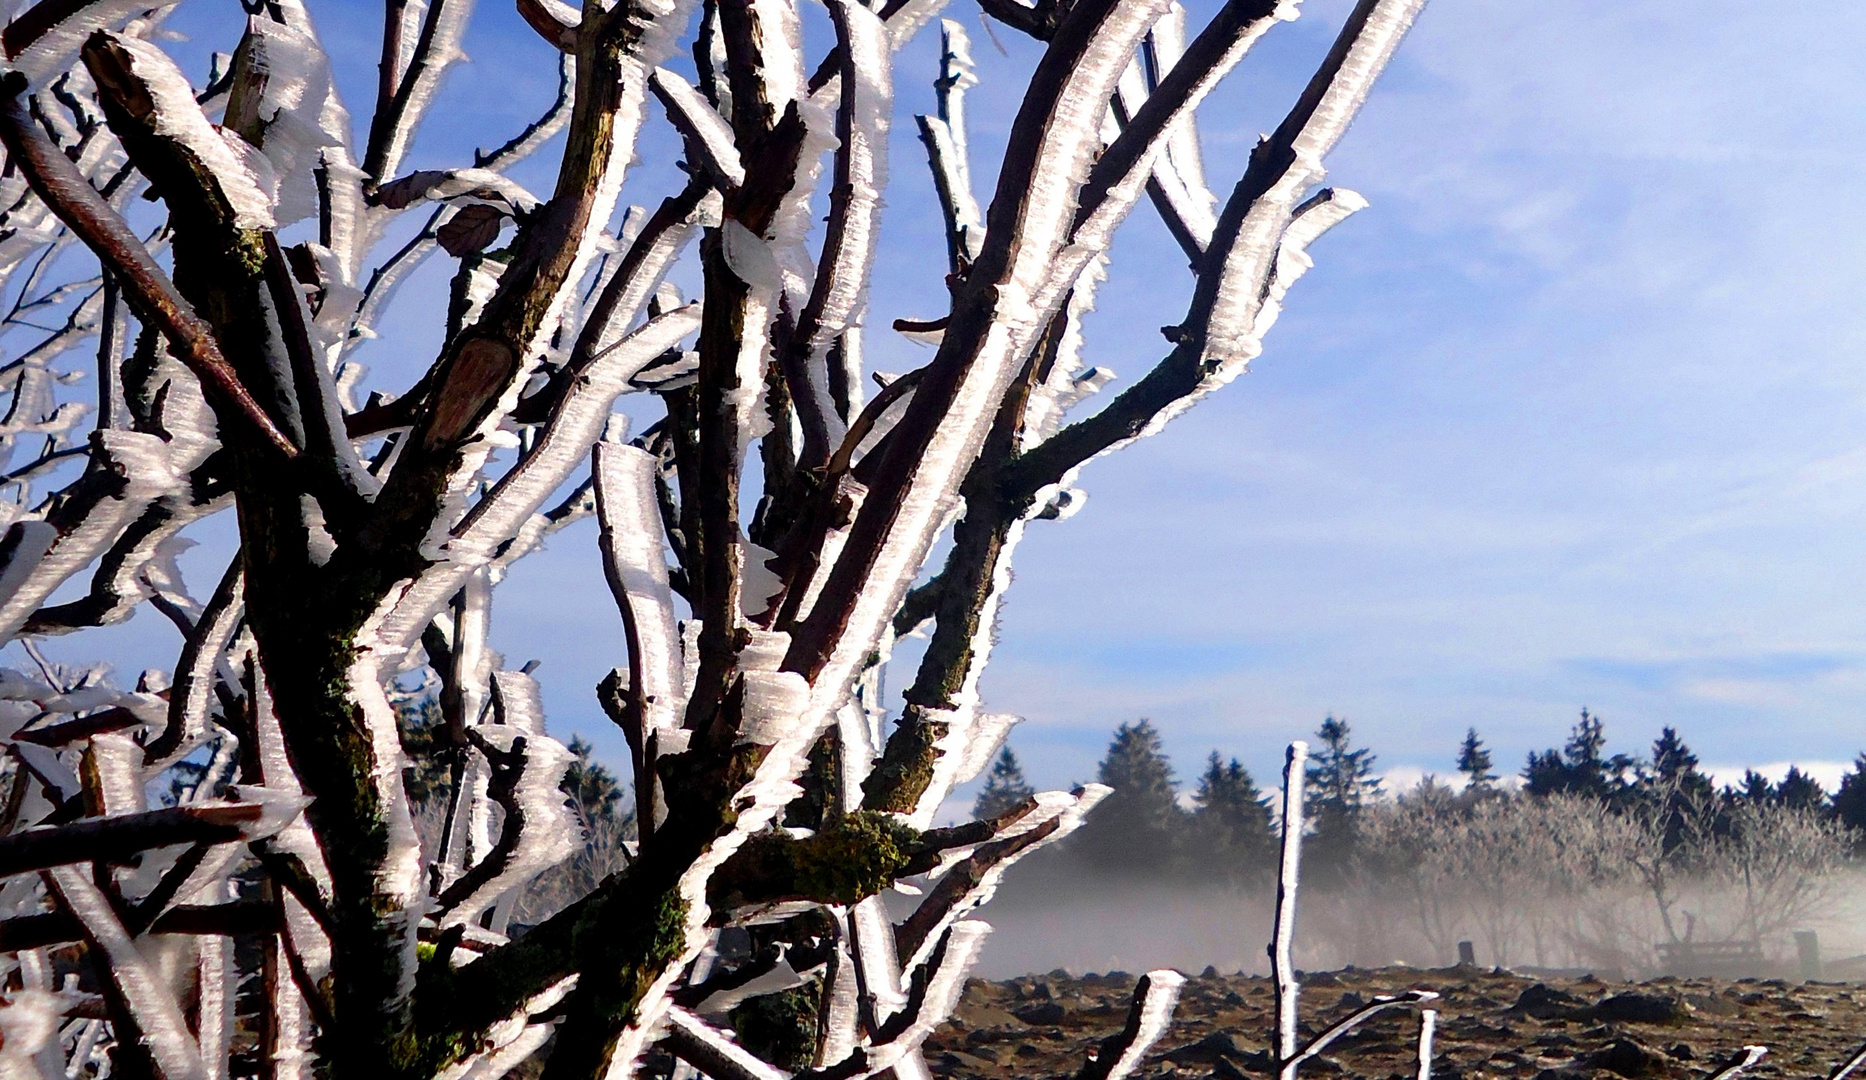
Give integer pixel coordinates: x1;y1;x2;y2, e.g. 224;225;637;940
1272;740;1309;1070
1796;930;1823;980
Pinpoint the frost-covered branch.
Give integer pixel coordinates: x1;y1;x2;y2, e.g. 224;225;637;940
0;72;296;456
1279;990;1441;1080
1708;1046;1769;1080
1075;970;1186;1080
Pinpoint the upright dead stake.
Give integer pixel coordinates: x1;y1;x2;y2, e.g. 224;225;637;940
1272;739;1308;1069
1416;1008;1437;1080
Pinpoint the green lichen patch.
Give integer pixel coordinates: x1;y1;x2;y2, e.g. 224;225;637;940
729;984;821;1072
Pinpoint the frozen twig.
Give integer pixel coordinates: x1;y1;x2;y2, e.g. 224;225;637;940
0;74;296;456
1827;1042;1866;1080
1708;1046;1769;1080
1075;970;1186;1080
1281;991;1441;1080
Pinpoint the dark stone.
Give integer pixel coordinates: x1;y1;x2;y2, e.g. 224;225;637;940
1591;993;1686;1025
1513;983;1586;1019
1337;992;1368;1012
1307;972;1343;987
1012;1001;1067;1026
1165;1033;1246;1065
1202;965;1223;980
1667;1044;1696;1061
1588;1037;1666;1078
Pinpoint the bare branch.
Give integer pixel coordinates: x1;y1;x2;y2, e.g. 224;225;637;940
46;865;209;1080
518;0;581;50
594;439;686;780
0;801;291;877
652;68;746;189
0;72;298;456
1827;1042;1866;1080
478;51;578;169
1416;1008;1437;1080
665;1006;790;1080
433;672;578;924
364;0;476;182
1075;970;1186;1080
1279;991;1441;1080
784;0;1172;705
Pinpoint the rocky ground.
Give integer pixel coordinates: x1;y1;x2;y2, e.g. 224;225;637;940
925;966;1866;1080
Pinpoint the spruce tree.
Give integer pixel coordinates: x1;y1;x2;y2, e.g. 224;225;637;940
1774;765;1826;811
1192;753;1276;884
1306;715;1380;818
1304;716;1379;878
1523;709;1635;800
1833;755;1866;845
563;736;630;828
973;747;1037;819
1735;769;1774;804
1075;719;1186;874
1642;726;1714;853
1456;727;1496;791
1650;727;1710;792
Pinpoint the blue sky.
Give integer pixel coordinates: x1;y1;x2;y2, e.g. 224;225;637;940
30;0;1866;803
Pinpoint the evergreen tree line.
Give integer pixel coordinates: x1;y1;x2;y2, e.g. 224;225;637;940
978;710;1866;891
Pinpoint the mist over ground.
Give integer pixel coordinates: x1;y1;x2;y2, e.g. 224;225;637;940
947;713;1866;981
967;876;1866;982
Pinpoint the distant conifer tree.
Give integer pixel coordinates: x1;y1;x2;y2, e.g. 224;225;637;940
1774;765;1826;811
1306;715;1380;819
1642;726;1714;853
1304;716;1379;878
1075;719;1186;874
563;736;629;827
1192;752;1276;884
973;747;1036;819
1833;755;1866;844
1735;768;1775;804
1649;727;1711;793
1523;709;1636;800
1456;727;1496;791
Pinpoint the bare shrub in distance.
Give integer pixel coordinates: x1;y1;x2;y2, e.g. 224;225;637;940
1326;785;1853;975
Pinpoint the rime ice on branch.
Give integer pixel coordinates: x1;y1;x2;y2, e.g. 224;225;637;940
0;0;1429;1073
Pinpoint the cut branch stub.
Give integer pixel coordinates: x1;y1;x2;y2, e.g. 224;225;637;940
0;72;297;457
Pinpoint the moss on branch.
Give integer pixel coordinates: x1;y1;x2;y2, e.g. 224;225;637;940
710;811;923;911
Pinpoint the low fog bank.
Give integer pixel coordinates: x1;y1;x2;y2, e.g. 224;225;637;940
970;870;1866;982
960;714;1866;981
969;882;1274;979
